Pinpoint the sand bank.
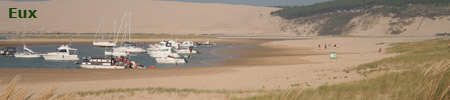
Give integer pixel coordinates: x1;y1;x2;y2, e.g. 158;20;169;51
0;37;438;99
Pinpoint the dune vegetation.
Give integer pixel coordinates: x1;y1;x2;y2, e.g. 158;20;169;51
273;0;450;36
238;38;450;100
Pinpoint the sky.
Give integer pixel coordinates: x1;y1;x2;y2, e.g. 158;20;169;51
9;0;331;6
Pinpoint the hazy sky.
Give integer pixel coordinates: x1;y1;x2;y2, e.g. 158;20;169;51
9;0;330;6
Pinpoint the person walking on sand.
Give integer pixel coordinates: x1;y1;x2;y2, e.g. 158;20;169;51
378;47;382;53
318;44;321;49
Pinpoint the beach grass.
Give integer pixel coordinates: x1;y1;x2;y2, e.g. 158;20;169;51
74;87;267;97
238;38;450;100
0;75;68;100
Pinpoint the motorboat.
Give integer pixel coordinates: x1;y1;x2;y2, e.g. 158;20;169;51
79;58;125;69
176;48;199;54
197;41;216;46
155;56;187;64
78;57;144;69
147;41;171;51
14;45;40;58
147;47;180;58
167;40;180;49
40;45;79;60
0;47;16;56
180;41;195;48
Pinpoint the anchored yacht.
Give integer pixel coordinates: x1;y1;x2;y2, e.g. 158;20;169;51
41;45;79;60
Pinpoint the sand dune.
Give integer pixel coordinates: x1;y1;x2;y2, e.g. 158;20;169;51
0;0;288;35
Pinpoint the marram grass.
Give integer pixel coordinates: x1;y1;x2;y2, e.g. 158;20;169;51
238;38;450;100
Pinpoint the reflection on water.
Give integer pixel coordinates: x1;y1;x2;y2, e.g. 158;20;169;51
0;43;249;69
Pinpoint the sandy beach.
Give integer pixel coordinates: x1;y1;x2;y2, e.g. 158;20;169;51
0;36;437;99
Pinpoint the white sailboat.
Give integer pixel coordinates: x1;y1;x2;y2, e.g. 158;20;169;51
41;45;79;60
112;10;145;53
14;19;40;58
93;16;117;47
14;45;40;58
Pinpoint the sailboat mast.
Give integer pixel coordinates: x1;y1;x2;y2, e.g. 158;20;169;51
116;9;128;45
22;19;25;46
113;17;117;43
122;11;128;44
101;16;105;40
128;12;131;43
94;17;102;42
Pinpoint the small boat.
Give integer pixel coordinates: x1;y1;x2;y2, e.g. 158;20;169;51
147;47;180;58
105;50;130;57
14;45;40;58
176;48;199;54
113;42;146;53
93;41;117;47
180;41;196;48
197;41;216;46
78;57;145;69
147;41;171;51
0;47;16;56
13;19;40;58
41;45;79;60
155;56;187;64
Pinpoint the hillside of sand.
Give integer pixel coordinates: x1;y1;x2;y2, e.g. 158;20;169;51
0;0;288;35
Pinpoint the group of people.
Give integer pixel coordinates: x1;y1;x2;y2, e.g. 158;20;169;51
318;43;339;49
111;56;142;69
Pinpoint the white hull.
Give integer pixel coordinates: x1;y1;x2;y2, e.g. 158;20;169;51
156;58;186;64
79;64;125;69
105;51;130;57
176;49;198;54
41;54;79;60
149;53;180;58
113;47;146;53
14;53;41;58
93;41;117;47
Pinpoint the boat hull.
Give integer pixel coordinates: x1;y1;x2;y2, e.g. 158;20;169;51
156;58;186;64
79;64;125;69
93;42;117;47
41;54;79;60
176;49;198;54
113;47;146;53
14;53;41;58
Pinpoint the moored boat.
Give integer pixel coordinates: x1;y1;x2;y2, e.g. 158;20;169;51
0;47;16;56
41;45;79;60
176;47;199;54
155;56;187;64
14;45;40;58
78;57;144;69
197;41;216;46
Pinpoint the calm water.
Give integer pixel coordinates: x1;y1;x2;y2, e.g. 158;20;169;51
0;43;251;69
0;36;7;40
